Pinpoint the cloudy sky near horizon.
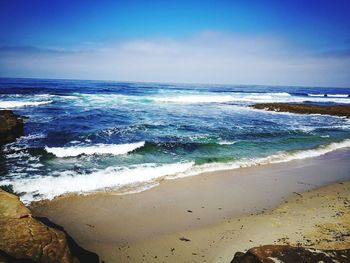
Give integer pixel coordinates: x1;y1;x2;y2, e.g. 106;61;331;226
1;0;350;87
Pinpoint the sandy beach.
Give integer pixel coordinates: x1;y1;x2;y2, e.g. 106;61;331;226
31;148;350;262
2;2;350;262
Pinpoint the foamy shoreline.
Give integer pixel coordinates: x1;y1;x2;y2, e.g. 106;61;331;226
31;147;350;262
13;139;350;204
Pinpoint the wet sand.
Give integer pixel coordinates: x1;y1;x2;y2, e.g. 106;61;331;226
31;148;350;262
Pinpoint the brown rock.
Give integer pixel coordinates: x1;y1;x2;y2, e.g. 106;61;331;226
0;189;79;263
230;245;350;263
251;103;350;118
0;110;24;145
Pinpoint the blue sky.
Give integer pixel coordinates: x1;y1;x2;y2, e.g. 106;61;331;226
1;0;350;87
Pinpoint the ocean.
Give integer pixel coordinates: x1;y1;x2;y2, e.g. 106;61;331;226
1;78;350;203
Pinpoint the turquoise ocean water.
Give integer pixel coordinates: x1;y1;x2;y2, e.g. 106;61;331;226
0;78;350;203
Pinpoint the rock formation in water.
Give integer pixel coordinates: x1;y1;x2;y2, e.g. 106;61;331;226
252;103;350;118
0;110;24;145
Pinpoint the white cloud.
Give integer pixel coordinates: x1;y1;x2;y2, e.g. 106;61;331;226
1;32;349;87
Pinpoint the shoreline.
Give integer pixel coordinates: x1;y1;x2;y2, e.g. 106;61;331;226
18;138;350;204
31;147;350;262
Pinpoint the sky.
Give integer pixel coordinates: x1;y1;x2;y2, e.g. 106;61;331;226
0;0;350;87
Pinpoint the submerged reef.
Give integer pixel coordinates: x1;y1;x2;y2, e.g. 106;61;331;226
252;103;350;118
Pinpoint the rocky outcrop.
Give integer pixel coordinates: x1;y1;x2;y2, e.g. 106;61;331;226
0;189;99;263
251;103;350;118
231;245;350;263
0;110;24;145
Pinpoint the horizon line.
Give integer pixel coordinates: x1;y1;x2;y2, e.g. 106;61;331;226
0;76;349;90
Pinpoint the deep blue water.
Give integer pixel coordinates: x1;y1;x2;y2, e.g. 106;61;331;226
0;78;350;202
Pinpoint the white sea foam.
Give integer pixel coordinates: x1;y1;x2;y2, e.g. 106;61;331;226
262;139;350;163
307;93;349;97
308;94;325;97
4;139;350;204
45;91;350;106
308;94;350;98
0;100;52;108
5;152;30;159
70;92;294;105
153;95;235;103
326;94;349;98
180;139;350;177
45;141;145;157
69;140;81;144
163;93;290;103
217;140;238;145
19;133;46;141
36;94;77;99
150;92;350;104
6;161;194;203
29;163;44;168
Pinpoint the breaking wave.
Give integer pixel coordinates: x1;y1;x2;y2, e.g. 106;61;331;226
181;139;350;176
149;92;350;104
308;94;349;98
6;162;194;203
0;100;53;108
4;139;350;203
45;141;145;157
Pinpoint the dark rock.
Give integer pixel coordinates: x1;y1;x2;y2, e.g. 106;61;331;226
0;189;99;263
0;110;24;145
251;103;350;118
36;217;99;263
230;245;350;263
0;250;35;262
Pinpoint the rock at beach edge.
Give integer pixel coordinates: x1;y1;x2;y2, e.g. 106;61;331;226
0;189;99;263
230;245;350;263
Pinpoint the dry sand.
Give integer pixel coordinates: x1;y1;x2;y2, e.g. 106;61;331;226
31;148;350;262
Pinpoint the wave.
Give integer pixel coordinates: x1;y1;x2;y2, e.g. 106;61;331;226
217;140;238;145
36;94;78;99
132;140;240;154
308;94;326;97
150;92;350;104
327;94;349;98
0;100;52;108
45;141;145;157
5;162;194;203
308;94;349;98
181;139;350;177
151;92;292;104
266;92;291;97
23;91;349;106
152;95;235;103
5;139;350;203
18;133;46;141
